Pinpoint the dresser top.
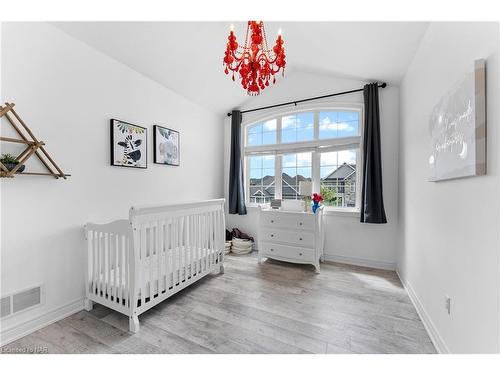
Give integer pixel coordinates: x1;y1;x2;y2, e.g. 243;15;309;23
260;208;322;216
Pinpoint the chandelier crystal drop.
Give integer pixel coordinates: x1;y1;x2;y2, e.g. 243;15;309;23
223;21;286;96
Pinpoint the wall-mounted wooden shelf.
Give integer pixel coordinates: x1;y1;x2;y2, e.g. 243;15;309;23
0;102;70;179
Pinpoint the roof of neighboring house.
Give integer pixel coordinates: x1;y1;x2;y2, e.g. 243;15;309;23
249;164;356;198
250;173;311;198
323;163;356;181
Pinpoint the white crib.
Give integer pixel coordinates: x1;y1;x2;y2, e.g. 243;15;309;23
83;199;225;333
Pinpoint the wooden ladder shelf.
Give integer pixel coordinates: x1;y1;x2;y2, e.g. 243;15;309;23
0;102;70;179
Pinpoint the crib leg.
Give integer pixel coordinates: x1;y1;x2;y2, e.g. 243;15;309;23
83;297;93;311
219;263;225;274
129;314;140;333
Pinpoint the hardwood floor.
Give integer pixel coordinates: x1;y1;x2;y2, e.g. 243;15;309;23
1;253;436;354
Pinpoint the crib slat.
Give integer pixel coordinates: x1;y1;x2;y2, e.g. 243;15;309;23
210;210;215;268
157;220;163;294
104;233;108;299
205;212;209;272
116;235;121;304
168;220;173;289
177;217;182;284
198;214;202;273
140;225;146;307
212;211;219;263
97;232;102;296
94;232;99;295
190;215;195;278
172;218;177;288
87;231;93;294
164;220;168;291
154;221;160;296
206;212;210;272
106;233;110;299
89;231;95;294
149;224;154;301
180;217;183;283
165;221;170;290
212;210;216;267
201;213;206;272
124;235;129;307
94;232;98;296
179;217;183;283
111;234;115;300
185;215;190;279
112;234;117;303
207;212;211;269
183;215;187;282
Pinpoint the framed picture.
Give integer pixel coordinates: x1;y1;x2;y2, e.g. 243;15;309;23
428;59;486;181
110;119;147;169
154;125;180;166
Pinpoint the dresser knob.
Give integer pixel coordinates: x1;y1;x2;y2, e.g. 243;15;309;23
270;248;274;252
299;253;303;256
271;220;274;223
270;234;274;237
299;237;303;241
299;222;303;226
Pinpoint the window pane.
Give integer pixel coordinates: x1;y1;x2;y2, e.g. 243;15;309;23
247;133;261;146
320;149;358;208
319;111;359;139
250;155;262;169
281;112;314;143
281;152;312;200
248;123;262;134
246;119;277;146
248;155;275;204
262;155;275;169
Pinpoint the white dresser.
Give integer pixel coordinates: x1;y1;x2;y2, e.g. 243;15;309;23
257;207;325;273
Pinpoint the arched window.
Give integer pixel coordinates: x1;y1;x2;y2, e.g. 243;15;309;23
243;103;363;212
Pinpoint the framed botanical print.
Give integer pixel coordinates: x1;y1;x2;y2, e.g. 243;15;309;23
153;125;180;166
110;119;147;169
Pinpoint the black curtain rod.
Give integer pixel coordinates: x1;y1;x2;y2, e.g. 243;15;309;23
227;82;387;117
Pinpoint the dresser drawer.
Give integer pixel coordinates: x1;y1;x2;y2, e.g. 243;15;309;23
260;242;314;262
261;228;315;247
260;211;314;231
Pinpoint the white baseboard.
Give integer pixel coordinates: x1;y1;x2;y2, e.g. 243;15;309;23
0;298;84;346
396;270;450;354
323;253;396;271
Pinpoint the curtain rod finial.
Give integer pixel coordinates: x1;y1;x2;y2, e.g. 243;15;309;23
380;82;387;88
227;112;232;117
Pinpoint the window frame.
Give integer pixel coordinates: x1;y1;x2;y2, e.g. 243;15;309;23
242;102;364;213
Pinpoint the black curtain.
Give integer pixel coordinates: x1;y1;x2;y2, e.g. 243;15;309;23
360;83;387;224
228;110;247;215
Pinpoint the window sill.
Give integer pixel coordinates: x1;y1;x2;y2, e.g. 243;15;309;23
244;203;360;217
245;203;268;210
323;208;360;217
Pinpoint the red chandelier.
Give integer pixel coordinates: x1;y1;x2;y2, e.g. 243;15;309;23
223;21;286;96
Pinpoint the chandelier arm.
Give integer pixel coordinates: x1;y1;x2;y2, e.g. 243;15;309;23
226;58;245;72
256;53;278;65
231;49;254;62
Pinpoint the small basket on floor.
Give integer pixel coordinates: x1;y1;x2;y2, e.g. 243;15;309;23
231;237;253;255
224;241;232;255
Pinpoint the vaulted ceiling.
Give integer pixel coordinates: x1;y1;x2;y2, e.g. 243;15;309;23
53;22;428;115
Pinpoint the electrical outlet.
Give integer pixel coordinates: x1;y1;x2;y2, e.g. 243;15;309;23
445;295;451;315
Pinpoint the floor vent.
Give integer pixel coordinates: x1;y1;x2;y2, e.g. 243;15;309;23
1;286;42;318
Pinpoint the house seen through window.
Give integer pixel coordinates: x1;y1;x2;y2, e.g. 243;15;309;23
244;106;362;210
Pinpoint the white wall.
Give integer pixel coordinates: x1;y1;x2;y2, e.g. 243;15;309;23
0;22;223;343
224;71;400;270
398;22;500;353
